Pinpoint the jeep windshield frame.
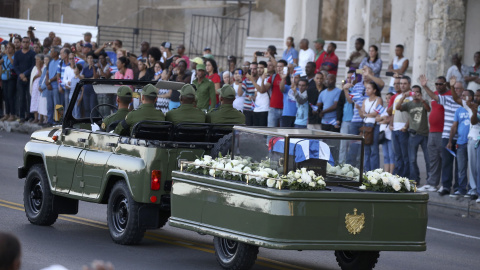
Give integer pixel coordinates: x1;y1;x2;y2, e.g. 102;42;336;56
62;79;185;131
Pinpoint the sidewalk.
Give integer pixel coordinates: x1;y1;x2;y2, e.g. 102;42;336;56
2;119;479;219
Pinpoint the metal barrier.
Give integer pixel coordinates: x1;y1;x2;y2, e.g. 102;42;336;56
189;15;247;72
98;25;185;55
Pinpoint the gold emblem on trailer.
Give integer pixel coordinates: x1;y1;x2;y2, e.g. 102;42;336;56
345;208;365;235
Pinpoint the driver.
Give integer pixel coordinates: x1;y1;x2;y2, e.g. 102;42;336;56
101;86;133;131
114;84;165;135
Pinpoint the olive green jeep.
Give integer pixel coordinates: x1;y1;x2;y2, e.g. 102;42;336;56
18;79;232;245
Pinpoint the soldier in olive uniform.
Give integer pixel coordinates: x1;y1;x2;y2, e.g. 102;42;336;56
114;84;165;136
206;84;245;125
101;86;133;132
165;84;206;124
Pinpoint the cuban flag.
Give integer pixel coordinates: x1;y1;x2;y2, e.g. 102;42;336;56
374;104;386;115
271;138;334;165
327;118;337;125
349;92;361;100
287;55;294;64
293;66;303;75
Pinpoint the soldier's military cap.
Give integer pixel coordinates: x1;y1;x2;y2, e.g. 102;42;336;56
196;64;206;71
141;84;158;97
219;84;236;99
117;86;133;97
179;84;196;98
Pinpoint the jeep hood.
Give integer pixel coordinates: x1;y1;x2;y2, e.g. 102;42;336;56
31;127;61;142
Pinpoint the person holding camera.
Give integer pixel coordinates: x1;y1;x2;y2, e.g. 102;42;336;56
396;85;430;185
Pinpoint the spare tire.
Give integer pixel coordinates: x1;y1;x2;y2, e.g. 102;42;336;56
211;133;233;158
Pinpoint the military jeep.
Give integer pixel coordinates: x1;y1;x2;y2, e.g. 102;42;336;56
18;79;232;245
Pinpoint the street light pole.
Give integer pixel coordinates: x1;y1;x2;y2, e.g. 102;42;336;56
96;0;99;26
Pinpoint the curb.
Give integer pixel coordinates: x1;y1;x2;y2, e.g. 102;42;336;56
0;120;43;134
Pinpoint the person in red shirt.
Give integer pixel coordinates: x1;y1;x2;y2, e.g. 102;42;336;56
417;75;450;192
263;59;288;127
315;42;339;75
205;58;221;106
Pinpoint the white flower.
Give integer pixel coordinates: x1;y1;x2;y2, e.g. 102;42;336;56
404;180;411;191
224;163;233;171
242;166;251;173
346;171;354;178
370;178;378;185
317;179;325;186
267;179;276;187
209;169;216;177
301;168;307;174
359;185;366;190
203;155;212;162
308;181;316;187
392;179;401;191
294;172;301;179
193;159;203;168
327;163;332;170
353;168;360;175
231;160;241;166
301;172;312;183
308;170;315;177
276;181;283;189
341;166;350;175
381;177;390;186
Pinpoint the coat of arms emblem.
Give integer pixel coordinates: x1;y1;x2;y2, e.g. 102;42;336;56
345;208;365;235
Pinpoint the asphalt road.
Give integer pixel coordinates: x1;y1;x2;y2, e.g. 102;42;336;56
0;130;479;270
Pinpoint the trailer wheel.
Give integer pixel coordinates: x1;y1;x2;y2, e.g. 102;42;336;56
107;181;145;245
213;236;258;270
24;164;58;226
211;133;232;158
334;250;380;270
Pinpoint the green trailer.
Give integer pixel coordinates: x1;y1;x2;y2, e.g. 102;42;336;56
169;127;428;270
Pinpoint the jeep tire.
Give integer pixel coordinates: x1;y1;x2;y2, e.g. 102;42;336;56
107;181;145;245
213;236;258;270
24;164;59;226
334;250;380;270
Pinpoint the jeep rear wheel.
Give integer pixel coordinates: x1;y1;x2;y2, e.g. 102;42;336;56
213;236;258;270
24;164;58;226
107;181;144;245
334;250;380;270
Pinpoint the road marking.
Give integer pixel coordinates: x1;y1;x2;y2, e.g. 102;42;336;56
427;226;480;240
0;199;311;270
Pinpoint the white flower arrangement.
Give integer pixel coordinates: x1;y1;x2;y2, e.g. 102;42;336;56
326;163;360;180
185;155;326;191
362;169;416;193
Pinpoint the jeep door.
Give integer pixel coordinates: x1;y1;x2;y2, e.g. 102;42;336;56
55;128;91;194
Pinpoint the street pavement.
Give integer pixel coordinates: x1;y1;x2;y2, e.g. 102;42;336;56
0;130;479;270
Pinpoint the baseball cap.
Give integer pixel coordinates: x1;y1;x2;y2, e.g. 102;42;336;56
204;47;211;51
161;41;172;50
314;38;325;44
141;84;158;97
83;32;92;36
191;57;204;65
196;63;206;71
219;84;235;99
178;84;196;98
83;43;93;49
227;55;236;62
117;86;133;97
203;54;214;60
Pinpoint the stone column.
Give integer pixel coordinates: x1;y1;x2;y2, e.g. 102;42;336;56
411;0;429;84
364;0;384;48
425;0;466;80
284;0;321;51
389;0;416;74
463;0;480;66
345;0;365;57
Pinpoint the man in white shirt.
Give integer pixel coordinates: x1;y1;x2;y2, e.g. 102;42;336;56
298;39;315;76
387;44;409;93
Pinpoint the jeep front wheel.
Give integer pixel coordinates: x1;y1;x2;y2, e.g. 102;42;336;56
213;236;258;270
24;164;58;226
107;181;144;245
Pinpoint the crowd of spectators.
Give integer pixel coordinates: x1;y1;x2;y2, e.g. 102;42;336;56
1;28;480;202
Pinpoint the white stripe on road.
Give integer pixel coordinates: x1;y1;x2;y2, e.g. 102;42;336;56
427;226;480;240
